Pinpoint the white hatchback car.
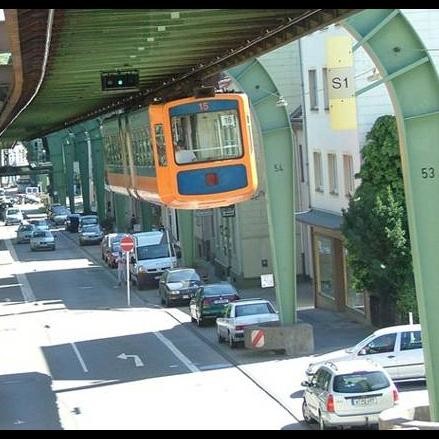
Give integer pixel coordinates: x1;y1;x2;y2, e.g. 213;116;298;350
302;359;399;429
306;324;424;381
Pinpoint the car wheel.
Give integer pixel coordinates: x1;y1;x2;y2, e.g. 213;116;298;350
217;330;224;343
228;331;237;349
302;400;315;424
319;412;327;430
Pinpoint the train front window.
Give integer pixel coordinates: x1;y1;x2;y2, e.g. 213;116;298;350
170;100;243;165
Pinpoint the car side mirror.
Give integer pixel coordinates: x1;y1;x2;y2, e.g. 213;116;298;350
301;380;310;387
130;256;136;264
358;348;367;356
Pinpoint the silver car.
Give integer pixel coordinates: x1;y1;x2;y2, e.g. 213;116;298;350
30;229;56;251
79;224;104;245
16;223;35;243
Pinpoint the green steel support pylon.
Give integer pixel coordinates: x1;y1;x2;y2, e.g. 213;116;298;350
177;210;194;267
45;131;67;206
63;136;75;212
229;60;297;325
345;9;439;420
83;120;106;220
70;127;91;214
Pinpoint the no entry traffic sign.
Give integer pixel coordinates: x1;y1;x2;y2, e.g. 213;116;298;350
120;235;134;252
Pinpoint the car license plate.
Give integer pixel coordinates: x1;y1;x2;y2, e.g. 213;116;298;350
182;295;189;299
352;396;377;406
214;299;228;304
154;275;161;280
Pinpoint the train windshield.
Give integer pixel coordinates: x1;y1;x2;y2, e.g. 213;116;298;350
170;99;243;165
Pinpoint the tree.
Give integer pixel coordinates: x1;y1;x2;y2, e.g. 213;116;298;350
342;115;417;325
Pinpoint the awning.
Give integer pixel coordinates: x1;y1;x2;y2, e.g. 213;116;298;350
295;208;343;230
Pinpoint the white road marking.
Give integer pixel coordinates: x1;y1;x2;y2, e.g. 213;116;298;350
4;239;36;302
70;342;89;373
198;363;231;371
117;353;144;367
153;331;199;373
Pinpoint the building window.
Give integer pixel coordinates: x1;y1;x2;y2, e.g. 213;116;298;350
328;153;338;195
322;68;329;110
308;69;319;110
317;235;335;299
298;144;305;183
343;154;354;197
313;151;323;192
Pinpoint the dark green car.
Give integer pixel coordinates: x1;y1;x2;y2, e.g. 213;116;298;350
189;282;240;326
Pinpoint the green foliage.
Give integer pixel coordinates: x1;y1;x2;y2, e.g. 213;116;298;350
342;115;417;320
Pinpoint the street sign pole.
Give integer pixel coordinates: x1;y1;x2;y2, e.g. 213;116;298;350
120;235;135;307
126;249;130;307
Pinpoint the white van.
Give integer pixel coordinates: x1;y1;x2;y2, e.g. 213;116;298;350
129;231;178;290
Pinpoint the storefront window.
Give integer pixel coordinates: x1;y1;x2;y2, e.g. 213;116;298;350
345;249;365;313
317;235;335;299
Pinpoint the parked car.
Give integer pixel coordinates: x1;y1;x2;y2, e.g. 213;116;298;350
216;298;280;348
79;224;104;246
101;233;124;267
78;214;99;232
16;222;35;243
65;213;81;232
301;359;399;430
305;324;424;382
29;219;50;231
189;282;240;326
30;229;56;251
4;207;24;225
158;267;202;307
51;206;71;225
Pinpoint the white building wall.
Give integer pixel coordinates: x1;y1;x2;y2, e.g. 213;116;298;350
300;10;439;216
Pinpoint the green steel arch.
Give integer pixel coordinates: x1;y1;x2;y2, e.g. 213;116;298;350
345;9;439;420
229;59;297;326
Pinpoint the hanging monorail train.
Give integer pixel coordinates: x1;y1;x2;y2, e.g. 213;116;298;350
102;92;258;209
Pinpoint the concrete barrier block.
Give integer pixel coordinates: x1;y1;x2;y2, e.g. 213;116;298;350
244;323;314;356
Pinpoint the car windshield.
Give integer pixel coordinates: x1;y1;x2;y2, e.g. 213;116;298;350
137;244;173;260
7;209;19;215
203;284;236;296
81;217;98;225
346;333;376;353
33;231;51;238
333;371;390;393
235;302;275;317
20;225;34;231
167;270;200;282
83;225;100;232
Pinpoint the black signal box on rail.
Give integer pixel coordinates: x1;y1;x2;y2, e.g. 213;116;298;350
101;70;139;92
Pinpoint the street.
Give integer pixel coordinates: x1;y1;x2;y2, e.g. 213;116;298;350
0;215;429;429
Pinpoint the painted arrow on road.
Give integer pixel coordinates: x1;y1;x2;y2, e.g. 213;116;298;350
117;353;144;367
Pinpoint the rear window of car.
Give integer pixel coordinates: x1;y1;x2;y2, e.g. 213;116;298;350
20;225;34;231
235;302;275;317
203;285;236;296
33;231;51;238
168;270;200;282
333;371;390;393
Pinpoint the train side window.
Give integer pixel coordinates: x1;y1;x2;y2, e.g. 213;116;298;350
154;124;167;167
